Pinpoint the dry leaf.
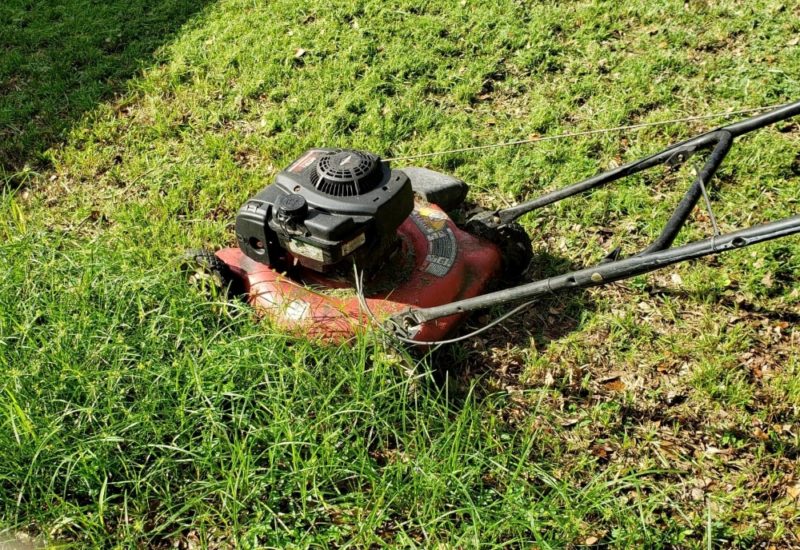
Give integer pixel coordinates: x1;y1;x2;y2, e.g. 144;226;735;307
787;484;800;501
592;444;614;459
603;378;625;391
294;48;307;58
584;536;599;545
599;373;625;391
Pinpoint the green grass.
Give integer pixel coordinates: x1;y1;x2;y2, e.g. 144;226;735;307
2;0;800;547
0;0;211;176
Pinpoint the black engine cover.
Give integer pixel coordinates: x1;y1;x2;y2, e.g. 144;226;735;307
235;148;413;272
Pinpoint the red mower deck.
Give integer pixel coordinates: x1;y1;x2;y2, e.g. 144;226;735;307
216;204;502;342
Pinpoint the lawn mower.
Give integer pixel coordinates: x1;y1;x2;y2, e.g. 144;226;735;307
186;100;800;344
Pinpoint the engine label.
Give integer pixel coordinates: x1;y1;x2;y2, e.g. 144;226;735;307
286;239;325;262
411;207;457;277
341;232;366;256
287;149;324;174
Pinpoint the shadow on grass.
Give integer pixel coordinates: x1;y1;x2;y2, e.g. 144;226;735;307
426;249;595;386
645;284;800;324
0;0;213;183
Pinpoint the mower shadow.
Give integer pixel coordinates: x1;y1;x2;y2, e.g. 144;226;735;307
424;248;595;384
645;285;800;324
1;0;213;183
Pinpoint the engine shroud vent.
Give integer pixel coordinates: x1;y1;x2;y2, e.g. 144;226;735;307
312;150;381;197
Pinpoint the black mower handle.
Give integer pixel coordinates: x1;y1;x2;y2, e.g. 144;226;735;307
392;100;800;337
394;214;800;330
485;99;800;227
723;100;800;137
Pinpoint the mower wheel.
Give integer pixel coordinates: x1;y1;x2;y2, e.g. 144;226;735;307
465;220;533;281
182;249;235;296
494;222;534;279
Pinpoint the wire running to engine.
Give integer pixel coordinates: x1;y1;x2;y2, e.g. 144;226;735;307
353;262;537;347
390;300;536;346
384;103;788;162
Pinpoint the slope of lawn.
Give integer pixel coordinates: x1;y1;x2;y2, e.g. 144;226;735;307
1;0;799;547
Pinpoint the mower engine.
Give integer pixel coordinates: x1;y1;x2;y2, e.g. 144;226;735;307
236;149;414;273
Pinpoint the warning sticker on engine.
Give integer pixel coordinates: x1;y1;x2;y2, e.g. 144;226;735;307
287;149;324;174
411;207;457;277
341;232;366;256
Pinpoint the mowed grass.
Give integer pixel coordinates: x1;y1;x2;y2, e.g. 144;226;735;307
2;0;800;547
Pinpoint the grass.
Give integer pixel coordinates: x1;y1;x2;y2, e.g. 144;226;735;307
2;0;800;546
0;0;211;176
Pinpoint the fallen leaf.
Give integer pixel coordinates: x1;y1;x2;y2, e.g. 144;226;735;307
602;378;626;392
584;536;599;545
787;484;800;501
592;444;614;459
294;48;307;58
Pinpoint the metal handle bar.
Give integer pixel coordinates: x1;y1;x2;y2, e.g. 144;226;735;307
391;100;800;336
393;215;800;330
484;100;800;226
